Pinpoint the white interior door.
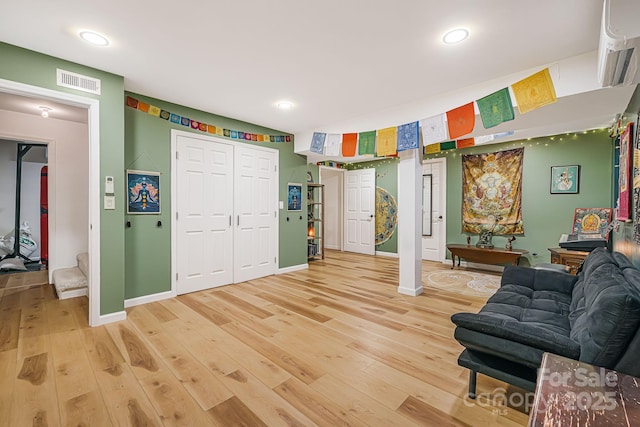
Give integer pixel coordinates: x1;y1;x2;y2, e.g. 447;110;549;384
176;134;233;294
343;168;375;255
233;145;277;283
422;158;446;261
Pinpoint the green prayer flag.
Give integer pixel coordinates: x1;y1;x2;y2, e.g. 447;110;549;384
440;140;456;150
358;131;376;155
477;88;514;129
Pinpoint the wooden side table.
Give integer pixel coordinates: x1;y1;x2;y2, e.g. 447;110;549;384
447;244;528;269
548;248;589;275
528;353;640;426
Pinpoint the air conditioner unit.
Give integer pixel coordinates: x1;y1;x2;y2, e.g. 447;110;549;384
597;0;640;87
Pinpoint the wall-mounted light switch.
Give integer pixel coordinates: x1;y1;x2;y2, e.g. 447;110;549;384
104;195;115;210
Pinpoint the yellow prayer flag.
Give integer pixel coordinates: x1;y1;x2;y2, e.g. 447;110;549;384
216;127;223;136
148;105;161;117
425;143;442;155
377;127;397;156
511;68;557;114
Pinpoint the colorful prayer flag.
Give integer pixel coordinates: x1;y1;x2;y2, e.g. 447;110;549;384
257;135;264;142
325;134;342;156
424;143;441;155
456;138;475;149
137;101;150;113
446;102;475;139
420;114;448;145
440;141;456;151
170;114;181;124
238;132;245;139
358;131;376;155
199;123;207;132
477;88;514;129
251;134;258;141
310;132;326;154
160;110;171;120
148;105;161;117
126;96;138;109
286;136;292;142
342;133;358;157
397;121;420;152
223;129;230;137
207;125;216;134
377;127;397;156
231;131;238;139
181;117;190;127
191;121;200;129
511;68;557;114
216;128;223;136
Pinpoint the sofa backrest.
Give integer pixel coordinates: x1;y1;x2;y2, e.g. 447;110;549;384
569;248;640;372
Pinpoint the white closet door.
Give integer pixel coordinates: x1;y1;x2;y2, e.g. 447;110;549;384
343;168;375;255
176;134;233;294
233;145;277;283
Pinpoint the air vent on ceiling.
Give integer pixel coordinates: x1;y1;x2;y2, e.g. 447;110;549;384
56;69;101;95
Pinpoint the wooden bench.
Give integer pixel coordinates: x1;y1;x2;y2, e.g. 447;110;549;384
447;243;528;269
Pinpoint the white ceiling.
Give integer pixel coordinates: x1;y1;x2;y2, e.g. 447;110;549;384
0;0;636;158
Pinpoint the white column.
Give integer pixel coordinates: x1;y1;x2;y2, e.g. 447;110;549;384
397;148;423;296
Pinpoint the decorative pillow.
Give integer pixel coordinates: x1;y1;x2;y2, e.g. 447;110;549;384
0;257;28;271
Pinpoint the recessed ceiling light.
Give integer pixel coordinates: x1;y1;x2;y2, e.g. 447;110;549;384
39;106;52;118
443;28;469;44
79;31;109;46
276;101;294;110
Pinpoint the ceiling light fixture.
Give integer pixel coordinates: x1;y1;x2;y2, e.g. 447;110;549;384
276;101;294;110
39;106;52;118
443;28;469;44
79;31;109;46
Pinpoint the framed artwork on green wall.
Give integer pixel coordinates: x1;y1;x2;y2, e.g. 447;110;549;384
287;183;302;211
550;165;580;194
127;170;161;214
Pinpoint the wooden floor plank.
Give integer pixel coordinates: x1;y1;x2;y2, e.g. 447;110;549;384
0;250;529;426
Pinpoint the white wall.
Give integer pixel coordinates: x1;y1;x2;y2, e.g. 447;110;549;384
320;168;342;250
0;109;88;274
0;142;46;259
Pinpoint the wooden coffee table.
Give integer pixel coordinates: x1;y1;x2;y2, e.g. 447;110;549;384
447;243;528;269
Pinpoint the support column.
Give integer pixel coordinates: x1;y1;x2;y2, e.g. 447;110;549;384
397;148;423;296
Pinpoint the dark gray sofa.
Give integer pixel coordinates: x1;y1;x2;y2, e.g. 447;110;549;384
451;247;640;397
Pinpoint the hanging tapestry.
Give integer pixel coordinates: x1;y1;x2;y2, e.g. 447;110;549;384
462;147;524;235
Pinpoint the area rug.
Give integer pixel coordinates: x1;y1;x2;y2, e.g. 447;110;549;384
423;270;500;297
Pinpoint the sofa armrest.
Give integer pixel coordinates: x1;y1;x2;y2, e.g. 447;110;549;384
501;265;578;295
451;312;580;358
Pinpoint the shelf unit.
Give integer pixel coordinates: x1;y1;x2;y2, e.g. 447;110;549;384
307;183;324;260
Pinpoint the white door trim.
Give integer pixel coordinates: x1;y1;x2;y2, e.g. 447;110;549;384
0;78;102;326
423;157;447;263
170;129;279;293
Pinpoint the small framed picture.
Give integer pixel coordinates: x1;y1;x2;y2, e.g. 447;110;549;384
287;182;302;211
550;165;580;194
127;170;161;214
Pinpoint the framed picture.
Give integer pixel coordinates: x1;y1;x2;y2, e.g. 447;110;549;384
617;122;633;220
550;165;580;194
572;207;613;239
287;182;302;211
127;169;161;214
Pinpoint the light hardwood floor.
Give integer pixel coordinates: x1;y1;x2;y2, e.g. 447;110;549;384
0;250;530;426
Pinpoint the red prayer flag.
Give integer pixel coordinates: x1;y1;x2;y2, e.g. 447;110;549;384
446;102;475;139
342;133;358;157
126;96;138;109
456;138;475;149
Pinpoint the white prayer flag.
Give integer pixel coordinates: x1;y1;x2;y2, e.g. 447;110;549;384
420;114;448;145
324;133;342;156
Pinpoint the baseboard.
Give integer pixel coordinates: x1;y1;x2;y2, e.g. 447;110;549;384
124;290;176;308
442;259;504;273
57;287;88;300
398;285;424;296
375;251;398;258
278;263;308;274
94;310;127;326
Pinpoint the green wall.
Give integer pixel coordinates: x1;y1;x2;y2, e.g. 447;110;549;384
429;129;613;266
124;93;307;299
0;42;126;315
346;158;399;253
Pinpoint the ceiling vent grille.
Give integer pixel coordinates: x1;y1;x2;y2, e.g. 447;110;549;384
56;69;101;95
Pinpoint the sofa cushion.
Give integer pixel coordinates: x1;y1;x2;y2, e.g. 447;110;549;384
452;283;576;359
569;262;640;367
